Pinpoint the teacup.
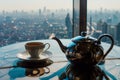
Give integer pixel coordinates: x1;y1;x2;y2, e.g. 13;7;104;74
25;42;50;59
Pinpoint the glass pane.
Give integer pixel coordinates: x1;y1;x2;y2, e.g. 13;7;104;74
73;0;80;36
0;0;72;47
88;0;120;46
88;1;120;79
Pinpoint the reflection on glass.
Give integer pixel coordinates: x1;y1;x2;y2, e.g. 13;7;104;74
0;0;72;47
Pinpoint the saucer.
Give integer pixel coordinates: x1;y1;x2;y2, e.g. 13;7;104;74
17;51;52;61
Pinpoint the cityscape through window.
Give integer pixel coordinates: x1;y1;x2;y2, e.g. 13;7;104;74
0;0;120;47
0;0;72;47
88;0;120;46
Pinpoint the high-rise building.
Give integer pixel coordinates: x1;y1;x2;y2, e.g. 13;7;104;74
39;9;41;16
97;19;104;31
89;15;92;33
101;22;108;42
43;7;47;13
107;17;112;25
113;13;118;25
51;12;55;18
116;22;120;45
102;22;108;34
65;13;72;38
2;10;5;16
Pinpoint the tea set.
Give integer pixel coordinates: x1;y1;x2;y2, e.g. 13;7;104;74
0;32;115;79
17;32;114;66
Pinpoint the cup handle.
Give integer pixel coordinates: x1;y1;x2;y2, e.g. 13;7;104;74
44;67;50;74
44;43;50;52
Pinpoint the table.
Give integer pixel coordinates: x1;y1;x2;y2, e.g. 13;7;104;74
0;39;120;80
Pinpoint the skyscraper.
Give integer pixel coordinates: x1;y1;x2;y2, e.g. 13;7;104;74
116;22;120;45
65;13;72;38
102;22;108;34
102;22;108;42
39;9;41;16
89;16;92;33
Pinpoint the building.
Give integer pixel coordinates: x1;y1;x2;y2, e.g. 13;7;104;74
65;13;72;38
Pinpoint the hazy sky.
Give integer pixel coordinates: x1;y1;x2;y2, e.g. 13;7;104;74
0;0;120;11
0;0;72;11
88;0;120;10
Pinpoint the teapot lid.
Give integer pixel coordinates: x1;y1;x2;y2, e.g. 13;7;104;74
71;35;97;43
71;31;97;43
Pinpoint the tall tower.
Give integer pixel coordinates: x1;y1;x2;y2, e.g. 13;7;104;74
65;13;72;38
116;23;120;45
89;15;92;33
2;10;5;16
43;7;46;13
102;22;108;34
102;22;108;42
39;9;41;16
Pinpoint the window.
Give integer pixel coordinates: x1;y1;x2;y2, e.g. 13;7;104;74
88;0;120;46
1;0;120;47
73;0;80;36
73;0;87;36
0;0;72;47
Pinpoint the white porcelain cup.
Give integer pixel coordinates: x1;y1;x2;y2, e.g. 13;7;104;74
25;42;50;59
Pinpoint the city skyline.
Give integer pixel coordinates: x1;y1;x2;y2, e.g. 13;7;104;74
0;0;120;12
0;0;72;11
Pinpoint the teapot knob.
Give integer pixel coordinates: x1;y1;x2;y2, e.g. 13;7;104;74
81;31;87;37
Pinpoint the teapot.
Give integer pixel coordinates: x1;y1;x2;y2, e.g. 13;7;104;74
50;32;114;65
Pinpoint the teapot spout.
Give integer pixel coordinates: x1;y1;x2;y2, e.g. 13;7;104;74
50;34;67;53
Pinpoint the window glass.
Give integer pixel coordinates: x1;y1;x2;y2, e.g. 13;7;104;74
0;0;72;47
73;0;80;36
88;0;120;46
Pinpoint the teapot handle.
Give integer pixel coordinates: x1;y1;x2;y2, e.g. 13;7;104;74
97;34;114;60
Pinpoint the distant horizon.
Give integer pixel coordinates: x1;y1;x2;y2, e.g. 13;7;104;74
0;8;119;13
0;8;72;13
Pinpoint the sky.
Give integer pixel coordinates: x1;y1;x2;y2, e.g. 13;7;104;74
0;0;120;11
0;0;72;11
88;0;120;10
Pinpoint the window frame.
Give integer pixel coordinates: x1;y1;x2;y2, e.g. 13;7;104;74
73;0;87;36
